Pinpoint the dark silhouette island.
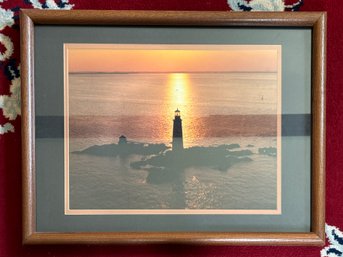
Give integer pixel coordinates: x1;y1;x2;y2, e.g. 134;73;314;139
75;109;276;187
73;136;168;157
72;109;280;208
129;110;252;185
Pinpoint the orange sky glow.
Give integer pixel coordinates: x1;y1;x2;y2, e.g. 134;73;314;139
67;44;280;73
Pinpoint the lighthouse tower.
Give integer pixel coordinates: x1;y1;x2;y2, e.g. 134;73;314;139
172;108;183;151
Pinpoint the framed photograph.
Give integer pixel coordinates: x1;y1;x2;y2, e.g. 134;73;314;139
20;10;326;245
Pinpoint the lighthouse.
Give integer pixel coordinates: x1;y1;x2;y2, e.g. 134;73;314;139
172;108;183;151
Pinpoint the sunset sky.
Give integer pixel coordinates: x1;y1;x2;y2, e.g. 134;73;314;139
66;44;280;73
67;44;281;149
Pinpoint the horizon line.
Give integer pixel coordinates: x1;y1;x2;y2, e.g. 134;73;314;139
69;71;278;74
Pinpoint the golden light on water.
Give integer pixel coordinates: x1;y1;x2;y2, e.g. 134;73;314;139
164;73;200;148
168;73;190;109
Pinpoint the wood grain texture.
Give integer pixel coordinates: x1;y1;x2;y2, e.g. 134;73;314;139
23;232;323;246
311;12;327;242
20;10;36;245
21;9;324;26
20;10;326;245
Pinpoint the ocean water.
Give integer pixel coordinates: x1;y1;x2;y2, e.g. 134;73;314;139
69;136;277;210
68;72;279;210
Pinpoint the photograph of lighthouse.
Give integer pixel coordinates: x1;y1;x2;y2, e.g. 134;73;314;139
64;44;282;215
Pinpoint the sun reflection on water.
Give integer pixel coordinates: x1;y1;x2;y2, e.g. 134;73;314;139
168;73;189;109
163;73;202;148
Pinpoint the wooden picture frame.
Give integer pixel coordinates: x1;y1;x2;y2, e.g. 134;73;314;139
20;10;326;245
